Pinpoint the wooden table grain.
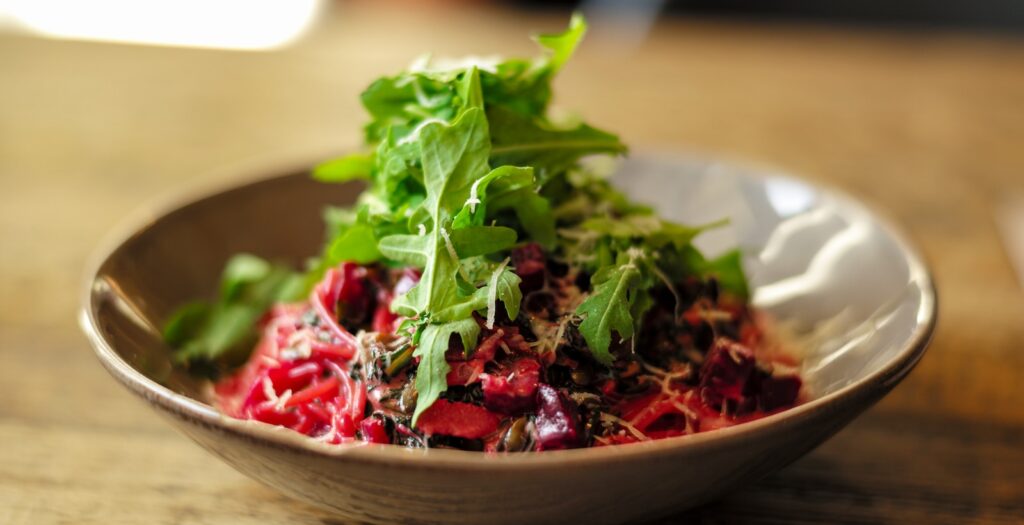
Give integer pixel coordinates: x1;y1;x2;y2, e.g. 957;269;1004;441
2;4;1023;524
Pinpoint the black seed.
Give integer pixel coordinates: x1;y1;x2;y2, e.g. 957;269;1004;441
546;258;570;278
693;321;714;352
571;365;594;386
546;365;573;388
705;277;720;303
574;271;592;292
524;291;556;318
428;435;484;451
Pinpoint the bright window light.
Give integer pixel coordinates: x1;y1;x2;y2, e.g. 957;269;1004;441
0;0;322;51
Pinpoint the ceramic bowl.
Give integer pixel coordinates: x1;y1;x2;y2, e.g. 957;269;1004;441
80;154;937;525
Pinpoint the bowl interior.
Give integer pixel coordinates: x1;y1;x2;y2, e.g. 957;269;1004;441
616;156;932;398
85;154;933;423
86;173;358;397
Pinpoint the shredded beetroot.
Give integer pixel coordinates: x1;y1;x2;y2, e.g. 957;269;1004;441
213;304;369;444
214;260;803;451
285;376;340;407
311;263;368;351
511;243;546;293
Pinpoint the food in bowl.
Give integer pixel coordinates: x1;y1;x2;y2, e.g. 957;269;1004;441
163;15;803;451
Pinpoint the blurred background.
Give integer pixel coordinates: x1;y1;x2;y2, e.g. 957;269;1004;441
1;1;1022;523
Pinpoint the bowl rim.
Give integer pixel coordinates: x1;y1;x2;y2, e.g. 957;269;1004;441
79;152;938;471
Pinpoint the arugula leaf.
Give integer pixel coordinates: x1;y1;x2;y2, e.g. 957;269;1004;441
322;205;358;236
488;105;627;181
706;250;749;299
452;165;556;248
580;214;665;239
390;110;490;315
360;74;458;143
575;253;643;365
535;12;587;73
579;215;718;251
412;317;480;424
326;223;381;264
361;131;425;213
220;254;277;299
480;15;626;181
378;222;519;266
449;226;518;258
677;247;750;299
313;153;373;183
420;115;489;213
489;187;557;249
421;258;518;323
163;302;210;348
377;70;523;419
628;286;655;337
377;234;430;267
473;13;585;120
376;69;554;419
452;165;535;228
486;261;521;323
165;254;304;365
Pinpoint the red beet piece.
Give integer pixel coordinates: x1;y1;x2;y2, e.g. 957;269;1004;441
320;262;372;328
534;384;582;450
444;331;504;386
757;375;802;411
359;417;391;444
446;360;486;386
480;358;541;414
416;399;500;439
327;262;368;304
511;243;546;293
371;302;399;333
471;330;504;362
699;339;756;414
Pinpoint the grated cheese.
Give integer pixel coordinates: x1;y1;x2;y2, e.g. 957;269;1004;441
281;330;312;361
668;398;698;422
439;227;473;283
396;117;448;146
465;177;485;213
485;257;510;329
274;389;293;411
261;377;278;404
600;412;649;441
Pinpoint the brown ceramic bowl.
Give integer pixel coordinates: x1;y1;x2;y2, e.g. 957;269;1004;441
80;154;937;525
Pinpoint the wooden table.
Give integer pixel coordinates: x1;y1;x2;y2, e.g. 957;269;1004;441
2;4;1022;523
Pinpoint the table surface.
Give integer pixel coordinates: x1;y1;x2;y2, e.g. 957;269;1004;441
2;4;1023;524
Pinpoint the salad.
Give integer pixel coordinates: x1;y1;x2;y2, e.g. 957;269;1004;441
164;15;802;451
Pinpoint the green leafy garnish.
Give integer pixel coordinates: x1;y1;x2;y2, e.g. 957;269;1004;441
164;14;751;424
164;254;303;365
299;16;630;421
575;253;643;365
312;153;373;183
412;318;480;424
